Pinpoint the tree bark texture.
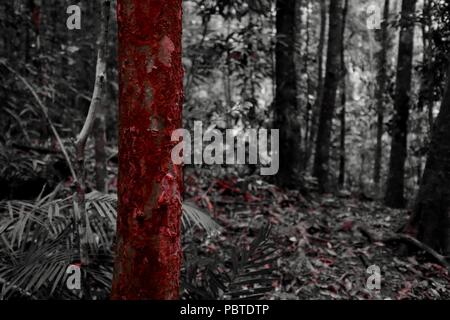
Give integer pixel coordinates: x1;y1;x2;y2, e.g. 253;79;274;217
373;0;390;190
407;66;450;255
385;0;416;208
313;0;344;193
307;0;327;170
111;0;184;300
274;0;302;188
338;0;348;188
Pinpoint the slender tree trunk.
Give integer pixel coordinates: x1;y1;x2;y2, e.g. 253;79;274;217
307;0;327;170
338;87;346;188
94;103;107;192
407;66;450;255
93;20;111;194
374;0;391;192
112;0;183;300
385;0;416;208
418;0;432;117
73;0;110;299
338;0;348;188
31;0;41;73
302;0;310;171
416;114;424;186
294;0;305;166
224;20;233;128
294;0;302;108
419;0;435;134
274;0;302;187
313;0;344;193
1;3;9;58
25;1;32;64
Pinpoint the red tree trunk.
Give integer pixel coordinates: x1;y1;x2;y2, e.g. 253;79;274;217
111;0;183;300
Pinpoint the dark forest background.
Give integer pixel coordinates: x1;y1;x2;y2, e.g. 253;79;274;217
0;0;450;300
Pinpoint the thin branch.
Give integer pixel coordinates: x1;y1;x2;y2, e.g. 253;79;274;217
75;0;110;151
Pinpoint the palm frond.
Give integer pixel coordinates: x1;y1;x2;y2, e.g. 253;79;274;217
0;191;220;298
182;201;222;235
182;223;279;300
225;224;278;300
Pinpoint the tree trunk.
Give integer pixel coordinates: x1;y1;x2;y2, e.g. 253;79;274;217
112;0;183;300
25;1;32;64
301;0;310;171
94;103;107;192
420;0;435;135
338;87;346;188
313;0;344;193
407;66;450;255
69;0;111;299
385;0;416;208
31;0;41;74
274;0;302;188
418;0;433;125
307;0;327;170
294;0;306;168
338;0;348;188
373;0;390;192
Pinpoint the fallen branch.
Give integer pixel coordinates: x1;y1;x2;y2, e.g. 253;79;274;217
388;234;450;271
356;223;450;271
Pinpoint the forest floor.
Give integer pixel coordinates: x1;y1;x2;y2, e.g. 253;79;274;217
185;171;450;300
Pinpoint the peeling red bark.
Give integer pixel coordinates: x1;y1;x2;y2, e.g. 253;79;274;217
111;0;183;300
